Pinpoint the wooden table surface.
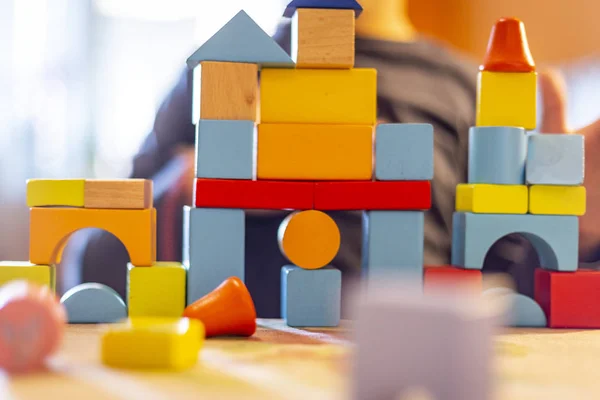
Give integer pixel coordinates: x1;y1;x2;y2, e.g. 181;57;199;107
5;320;600;399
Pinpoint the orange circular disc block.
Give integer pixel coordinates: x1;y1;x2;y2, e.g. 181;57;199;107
480;17;536;72
278;210;341;270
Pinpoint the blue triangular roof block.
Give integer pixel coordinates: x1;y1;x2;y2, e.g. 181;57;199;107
186;10;294;69
283;0;363;18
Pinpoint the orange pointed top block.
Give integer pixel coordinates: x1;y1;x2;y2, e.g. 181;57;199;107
183;277;256;338
480;17;535;72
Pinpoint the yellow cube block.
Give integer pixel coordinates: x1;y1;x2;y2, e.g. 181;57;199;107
476;71;537;130
529;185;586;216
260;68;377;125
456;184;528;214
0;262;54;291
127;262;186;318
101;317;204;370
26;179;84;207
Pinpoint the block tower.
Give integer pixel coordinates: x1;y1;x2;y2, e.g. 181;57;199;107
186;1;433;327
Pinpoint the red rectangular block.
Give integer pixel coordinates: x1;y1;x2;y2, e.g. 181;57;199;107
314;181;431;210
424;266;482;294
535;268;600;328
194;179;314;210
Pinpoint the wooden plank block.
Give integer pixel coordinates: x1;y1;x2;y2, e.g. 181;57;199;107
292;9;355;69
257;123;373;180
26;179;84;207
455;184;528;214
314;181;430;210
0;261;54;291
29;207;156;266
526;134;585;185
84;179;153;209
424;266;482;294
194;179;314;210
60;283;127;323
128;262;186;318
529;185;586;216
260;68;377;125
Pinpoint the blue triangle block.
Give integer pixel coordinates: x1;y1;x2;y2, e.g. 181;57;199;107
283;0;363;18
60;283;127;323
186;10;294;69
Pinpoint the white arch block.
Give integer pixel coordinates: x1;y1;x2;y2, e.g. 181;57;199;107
451;212;578;271
61;283;127;324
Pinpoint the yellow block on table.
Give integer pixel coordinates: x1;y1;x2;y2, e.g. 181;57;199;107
26;179;85;207
529;185;586;216
455;184;528;214
127;262;186;318
0;261;54;291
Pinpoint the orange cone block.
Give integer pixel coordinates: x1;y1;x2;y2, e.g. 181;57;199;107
183;277;256;337
480;17;535;72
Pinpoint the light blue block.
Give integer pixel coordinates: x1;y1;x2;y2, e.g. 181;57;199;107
468;126;527;184
195;120;255;179
186;11;294;69
60;283;127;324
281;266;341;327
483;288;547;327
451;212;578;271
183;206;245;304
362;211;424;284
526;134;584;185
375;123;434;181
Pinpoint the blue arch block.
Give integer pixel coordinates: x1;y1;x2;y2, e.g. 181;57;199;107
451;212;578;271
483;289;547;327
60;283;127;323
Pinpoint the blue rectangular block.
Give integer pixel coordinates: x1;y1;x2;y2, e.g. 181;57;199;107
195;120;255;179
451;212;578;271
526;133;584;185
375;123;434;181
183;206;245;304
362;211;424;283
281;266;341;327
469;126;527;184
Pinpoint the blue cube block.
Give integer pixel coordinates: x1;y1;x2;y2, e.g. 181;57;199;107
195;120;255;179
375;123;434;181
468;126;527;184
281;266;341;327
526;133;584;185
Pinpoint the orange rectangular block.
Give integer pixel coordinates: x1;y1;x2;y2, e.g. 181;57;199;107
29;207;156;266
84;179;153;209
424;266;482;294
257;123;373;180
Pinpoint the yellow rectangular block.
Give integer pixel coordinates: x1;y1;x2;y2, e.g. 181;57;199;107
0;262;54;291
257;123;373;180
101;317;204;370
292;8;355;68
26;179;84;207
456;184;528;214
529;185;586;216
84;179;153;209
476;71;537;130
260;68;377;125
127;262;186;318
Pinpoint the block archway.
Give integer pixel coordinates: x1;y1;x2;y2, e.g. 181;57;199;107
29;208;156;266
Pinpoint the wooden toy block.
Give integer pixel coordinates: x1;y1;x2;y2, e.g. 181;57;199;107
26;179;84;207
291;9;355;69
451;212;578;271
468;126;527;185
195;179;314;210
535;268;600;328
314;181;431;210
60;283;127;323
284;0;363;17
281;266;341;327
0;261;54;290
526;134;585;185
84;179;153;209
193;61;258;122
375;124;434;181
278;210;341;270
257;123;373;180
183;207;245;304
483;288;546;327
195;120;254;179
127;262;186;318
362;211;424;283
476;71;537;130
260;68;377;125
480;18;535;72
101;317;204;370
424;266;482;294
455;184;527;214
529;185;586;216
29;207;156;266
186;10;294;69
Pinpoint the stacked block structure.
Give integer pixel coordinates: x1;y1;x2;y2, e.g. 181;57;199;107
186;0;433;327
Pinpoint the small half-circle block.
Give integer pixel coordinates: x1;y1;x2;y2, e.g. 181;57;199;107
483;288;547;327
60;283;127;323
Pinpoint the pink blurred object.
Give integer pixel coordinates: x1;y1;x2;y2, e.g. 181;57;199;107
0;281;66;373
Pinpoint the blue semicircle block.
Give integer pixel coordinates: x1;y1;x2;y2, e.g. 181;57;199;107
60;283;127;324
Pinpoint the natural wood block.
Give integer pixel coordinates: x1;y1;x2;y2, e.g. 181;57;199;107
292;9;355;68
84;179;153;209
